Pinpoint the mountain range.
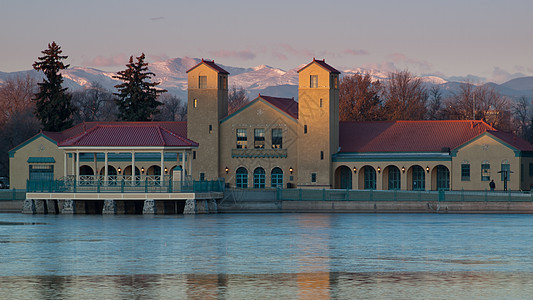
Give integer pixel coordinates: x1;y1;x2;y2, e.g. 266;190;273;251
1;57;533;101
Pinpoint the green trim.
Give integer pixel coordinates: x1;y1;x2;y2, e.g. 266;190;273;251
333;157;451;162
220;96;298;124
9;133;58;158
27;157;56;163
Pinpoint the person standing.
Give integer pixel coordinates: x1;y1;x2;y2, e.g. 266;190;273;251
489;180;495;191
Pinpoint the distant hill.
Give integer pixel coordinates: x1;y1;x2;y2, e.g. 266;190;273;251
1;57;532;102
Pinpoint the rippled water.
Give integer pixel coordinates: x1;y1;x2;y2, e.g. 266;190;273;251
1;213;533;299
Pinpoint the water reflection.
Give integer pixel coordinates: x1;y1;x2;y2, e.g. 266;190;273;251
2;272;533;299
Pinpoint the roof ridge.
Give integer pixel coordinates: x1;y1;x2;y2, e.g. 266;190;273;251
59;124;100;144
155;126;166;146
159;127;199;146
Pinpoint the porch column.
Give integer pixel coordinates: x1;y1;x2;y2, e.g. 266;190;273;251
71;152;75;177
181;150;185;179
131;151;135;184
76;150;80;182
160;150;165;185
104;151;108;182
93;153;98;178
189;150;192;179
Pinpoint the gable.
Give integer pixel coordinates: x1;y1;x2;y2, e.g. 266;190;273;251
220;96;298;124
9;133;58;158
452;132;522;157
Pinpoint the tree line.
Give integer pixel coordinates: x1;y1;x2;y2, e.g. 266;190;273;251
339;71;533;139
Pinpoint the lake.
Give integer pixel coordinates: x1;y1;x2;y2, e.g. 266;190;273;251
1;213;532;299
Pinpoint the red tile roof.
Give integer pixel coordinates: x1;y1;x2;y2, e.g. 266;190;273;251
52;122;195;148
487;130;533;151
186;59;229;74
339;120;496;152
260;95;299;119
297;58;340;74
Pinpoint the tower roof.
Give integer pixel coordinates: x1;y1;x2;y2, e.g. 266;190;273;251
186;59;229;74
297;58;340;74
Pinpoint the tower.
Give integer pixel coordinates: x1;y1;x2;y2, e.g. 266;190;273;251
297;59;340;187
186;59;229;180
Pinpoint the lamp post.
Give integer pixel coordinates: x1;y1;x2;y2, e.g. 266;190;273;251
497;170;514;191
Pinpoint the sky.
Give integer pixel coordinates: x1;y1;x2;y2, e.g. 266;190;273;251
1;0;533;83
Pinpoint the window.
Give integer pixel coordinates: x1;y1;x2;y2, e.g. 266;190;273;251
209;125;212;134
364;167;376;190
412;166;425;191
29;165;54;181
199;173;205;181
254;128;265;149
311;173;317;183
481;161;490;181
253;167;265;188
271;167;283;188
320;151;324;160
236;167;248;188
388;166;400;190
199;76;207;89
310;75;318;88
529;163;533;176
271;128;282;149
319;98;323;108
461;163;470;181
220;75;227;89
501;161;510;181
333;76;338;89
304;125;307;134
236;129;247;149
193;151;196;160
193;98;198;108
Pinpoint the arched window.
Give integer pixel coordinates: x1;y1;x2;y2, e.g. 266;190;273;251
501;159;510;181
388;166;400;190
271;167;283;188
236;167;248;188
481;160;490;181
254;167;266;188
412;165;425;191
364;167;376;190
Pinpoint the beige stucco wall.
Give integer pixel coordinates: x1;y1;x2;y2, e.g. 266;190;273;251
453;134;521;191
219;99;298;188
9;135;64;189
297;63;339;188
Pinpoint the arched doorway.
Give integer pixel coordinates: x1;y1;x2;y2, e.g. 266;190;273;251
271;167;283;188
411;165;425;191
253;167;265;188
360;166;376;190
80;165;94;175
335;166;352;189
99;166;117;176
436;165;450;191
236;167;248;188
386;166;401;190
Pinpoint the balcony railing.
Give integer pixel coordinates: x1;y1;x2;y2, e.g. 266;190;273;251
232;148;287;158
27;175;224;194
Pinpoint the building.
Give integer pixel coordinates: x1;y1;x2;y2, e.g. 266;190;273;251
9;59;533;192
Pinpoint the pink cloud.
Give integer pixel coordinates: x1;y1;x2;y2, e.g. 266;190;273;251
489;66;525;83
279;44;315;58
343;49;369;56
208;49;256;60
387;53;432;72
82;54;129;67
272;51;288;60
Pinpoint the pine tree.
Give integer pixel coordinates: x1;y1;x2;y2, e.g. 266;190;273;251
32;41;75;131
113;53;166;121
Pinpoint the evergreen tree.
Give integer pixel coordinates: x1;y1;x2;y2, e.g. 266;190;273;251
32;41;75;131
113;53;166;121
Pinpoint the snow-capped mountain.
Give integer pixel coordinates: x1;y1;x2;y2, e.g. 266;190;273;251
1;57;532;101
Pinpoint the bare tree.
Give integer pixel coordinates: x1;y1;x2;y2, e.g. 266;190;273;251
0;75;36;127
444;82;511;129
426;85;446;120
339;73;383;121
71;82;117;123
512;96;531;139
228;85;249;114
155;94;187;121
382;70;427;120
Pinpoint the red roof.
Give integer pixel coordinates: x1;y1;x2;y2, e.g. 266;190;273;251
186;59;229;74
260;95;299;119
52;122;195;148
487;130;533;151
297;58;340;74
339;120;496;152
